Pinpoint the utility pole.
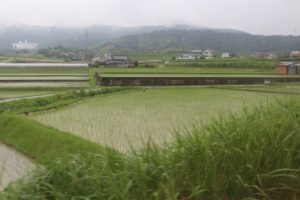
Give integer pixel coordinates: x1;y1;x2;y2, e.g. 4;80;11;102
85;30;88;61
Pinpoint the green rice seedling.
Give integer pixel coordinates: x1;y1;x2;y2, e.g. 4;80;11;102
31;87;285;152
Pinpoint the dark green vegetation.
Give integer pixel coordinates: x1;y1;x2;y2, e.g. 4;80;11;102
113;29;300;54
3;99;300;199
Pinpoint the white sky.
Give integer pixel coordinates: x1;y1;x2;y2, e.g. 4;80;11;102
0;0;299;35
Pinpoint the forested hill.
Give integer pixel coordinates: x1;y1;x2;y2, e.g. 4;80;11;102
112;29;300;54
0;25;166;49
1;25;300;54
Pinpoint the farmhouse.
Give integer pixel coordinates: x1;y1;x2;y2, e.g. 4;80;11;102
92;54;135;68
275;62;299;75
177;49;216;60
177;54;196;60
290;51;300;59
203;50;216;59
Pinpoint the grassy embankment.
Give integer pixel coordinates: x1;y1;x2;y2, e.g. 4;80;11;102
0;115;106;164
0;88;137;162
0;87;137;115
3;99;300;199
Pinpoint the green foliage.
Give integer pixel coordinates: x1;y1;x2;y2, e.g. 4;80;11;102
113;29;300;54
4;100;300;199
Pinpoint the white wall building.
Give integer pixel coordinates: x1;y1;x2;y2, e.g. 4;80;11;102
221;52;230;58
12;40;39;50
177;54;196;60
203;50;216;58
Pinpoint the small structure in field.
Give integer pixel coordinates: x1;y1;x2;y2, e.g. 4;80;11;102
177;54;196;60
275;62;299;75
290;51;300;59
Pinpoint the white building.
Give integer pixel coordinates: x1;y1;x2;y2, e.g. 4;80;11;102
221;52;231;58
203;50;216;58
12;40;39;50
177;54;196;60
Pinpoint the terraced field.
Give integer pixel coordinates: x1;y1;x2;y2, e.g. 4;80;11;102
0;67;89;88
31;87;283;152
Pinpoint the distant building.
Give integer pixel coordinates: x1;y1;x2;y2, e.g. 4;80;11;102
221;53;230;58
275;62;299;75
92;54;135;68
177;54;196;60
203;49;216;58
12;40;39;50
290;51;300;59
177;49;217;60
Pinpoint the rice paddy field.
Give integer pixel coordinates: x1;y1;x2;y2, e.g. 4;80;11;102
0;142;35;191
30;87;285;152
221;84;300;94
0;67;89;88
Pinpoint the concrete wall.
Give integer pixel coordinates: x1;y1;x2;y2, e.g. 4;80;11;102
96;73;300;86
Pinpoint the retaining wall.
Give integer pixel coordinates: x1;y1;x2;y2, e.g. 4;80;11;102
95;73;300;86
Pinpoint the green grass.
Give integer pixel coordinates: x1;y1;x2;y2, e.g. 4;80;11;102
100;74;290;77
94;67;275;75
4;99;300;200
30;87;285;152
0;115;106;164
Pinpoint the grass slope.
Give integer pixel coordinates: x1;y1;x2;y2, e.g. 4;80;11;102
0;115;105;164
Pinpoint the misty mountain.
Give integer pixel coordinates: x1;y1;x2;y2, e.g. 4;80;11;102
0;25;167;49
111;29;300;54
0;25;299;54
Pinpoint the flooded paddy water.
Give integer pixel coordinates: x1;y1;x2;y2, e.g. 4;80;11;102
0;142;35;191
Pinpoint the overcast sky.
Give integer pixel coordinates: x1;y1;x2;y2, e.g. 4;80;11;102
0;0;299;35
